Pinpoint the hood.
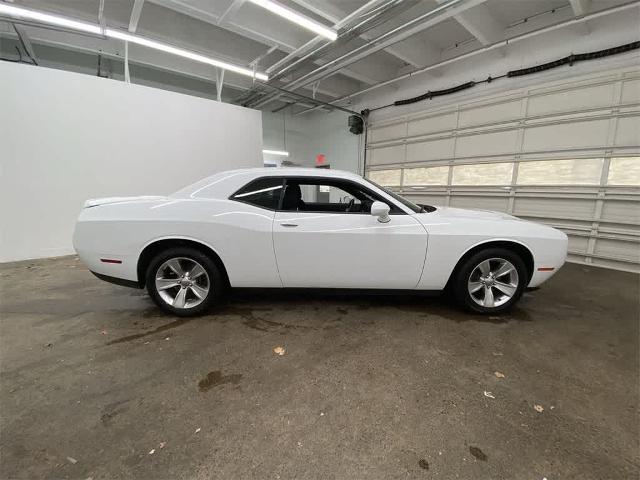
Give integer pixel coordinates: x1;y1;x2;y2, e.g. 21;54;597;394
416;206;520;221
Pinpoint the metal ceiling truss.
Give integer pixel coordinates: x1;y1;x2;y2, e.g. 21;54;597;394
234;0;424;108
294;0;640;116
254;81;363;117
240;0;489;110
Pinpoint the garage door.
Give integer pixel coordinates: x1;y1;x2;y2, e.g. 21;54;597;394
365;67;640;273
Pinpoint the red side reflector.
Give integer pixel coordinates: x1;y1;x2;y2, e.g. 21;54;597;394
537;267;555;272
100;258;122;264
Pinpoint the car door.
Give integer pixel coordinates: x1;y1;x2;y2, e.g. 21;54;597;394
272;177;428;289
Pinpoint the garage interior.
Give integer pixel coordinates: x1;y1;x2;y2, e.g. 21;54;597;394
0;0;639;479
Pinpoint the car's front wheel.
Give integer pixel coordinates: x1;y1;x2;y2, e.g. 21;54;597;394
453;248;527;314
146;247;223;316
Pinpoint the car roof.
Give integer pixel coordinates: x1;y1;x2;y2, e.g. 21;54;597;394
221;167;363;180
171;167;367;199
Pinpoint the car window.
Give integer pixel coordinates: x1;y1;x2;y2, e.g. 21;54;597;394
231;177;283;210
280;178;403;214
364;178;426;213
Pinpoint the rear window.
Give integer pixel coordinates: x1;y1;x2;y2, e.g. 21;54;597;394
231;177;283;210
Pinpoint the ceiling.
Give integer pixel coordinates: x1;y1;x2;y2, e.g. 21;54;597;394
0;0;635;111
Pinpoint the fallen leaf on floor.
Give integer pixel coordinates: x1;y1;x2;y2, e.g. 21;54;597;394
550;405;555;410
195;427;201;433
483;391;495;399
159;442;166;449
148;449;155;455
273;346;285;356
66;457;78;464
534;404;544;413
494;371;505;378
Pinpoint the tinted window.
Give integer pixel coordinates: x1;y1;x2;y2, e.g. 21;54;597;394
280;178;404;214
231;177;283;210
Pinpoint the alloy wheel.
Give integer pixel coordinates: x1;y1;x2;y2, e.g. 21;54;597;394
155;257;210;309
467;258;519;308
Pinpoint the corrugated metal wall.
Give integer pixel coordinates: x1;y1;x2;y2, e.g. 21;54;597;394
366;67;640;272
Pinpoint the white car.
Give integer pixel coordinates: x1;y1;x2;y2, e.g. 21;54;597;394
73;168;568;316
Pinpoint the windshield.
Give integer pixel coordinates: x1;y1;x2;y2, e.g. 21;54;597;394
365;178;430;213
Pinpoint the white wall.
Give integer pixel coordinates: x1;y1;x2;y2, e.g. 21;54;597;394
0;62;263;262
262;110;362;172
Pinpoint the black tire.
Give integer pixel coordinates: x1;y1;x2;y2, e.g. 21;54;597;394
452;248;527;314
145;247;224;317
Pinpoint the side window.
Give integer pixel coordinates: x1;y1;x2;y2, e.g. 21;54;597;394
281;179;403;214
231;177;283;210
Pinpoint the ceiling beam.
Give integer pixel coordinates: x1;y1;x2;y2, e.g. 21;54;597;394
290;0;443;69
217;0;247;26
288;0;341;24
296;0;639;115
0;12;345;101
314;58;377;85
129;0;145;32
147;0;375;88
569;0;591;16
436;0;503;45
452;4;504;45
0;28;251;92
358;33;441;68
256;0;489;105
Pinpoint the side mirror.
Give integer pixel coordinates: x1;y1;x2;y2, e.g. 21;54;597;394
371;201;391;223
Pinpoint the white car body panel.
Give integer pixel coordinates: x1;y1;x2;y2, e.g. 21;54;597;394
273;211;427;288
73;168;568;291
414;207;567;289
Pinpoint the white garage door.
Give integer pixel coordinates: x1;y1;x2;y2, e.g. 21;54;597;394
365;66;640;273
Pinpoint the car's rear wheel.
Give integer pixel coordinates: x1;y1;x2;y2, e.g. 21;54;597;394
146;247;223;316
453;248;527;314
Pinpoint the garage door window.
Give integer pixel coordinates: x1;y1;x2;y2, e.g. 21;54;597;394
517;158;603;185
231;177;284;210
452;162;513;185
367;169;401;186
608;157;640;185
403;166;449;186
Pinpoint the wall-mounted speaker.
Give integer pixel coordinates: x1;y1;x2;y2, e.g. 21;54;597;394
348;115;363;135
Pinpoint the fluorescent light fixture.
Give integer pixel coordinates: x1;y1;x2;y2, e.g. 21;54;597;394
105;29;268;80
0;3;101;34
0;4;268;81
262;149;289;156
248;0;337;41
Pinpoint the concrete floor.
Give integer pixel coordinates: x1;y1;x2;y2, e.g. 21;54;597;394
0;257;638;480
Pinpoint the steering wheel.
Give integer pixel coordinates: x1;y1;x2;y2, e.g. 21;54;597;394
346;198;355;212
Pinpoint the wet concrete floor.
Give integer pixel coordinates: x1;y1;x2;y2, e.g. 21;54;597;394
0;256;638;479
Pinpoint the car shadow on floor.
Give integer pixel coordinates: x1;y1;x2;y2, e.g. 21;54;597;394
225;288;534;324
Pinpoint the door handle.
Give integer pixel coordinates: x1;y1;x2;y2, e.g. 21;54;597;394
280;223;298;228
